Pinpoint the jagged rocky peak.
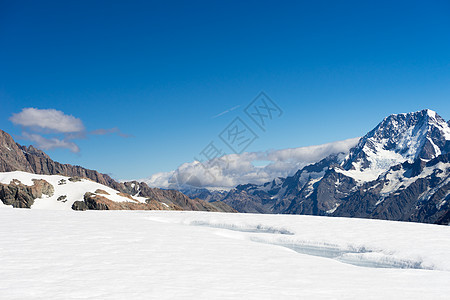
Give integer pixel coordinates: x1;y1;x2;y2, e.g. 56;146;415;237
20;144;52;159
0;130;15;148
342;109;450;178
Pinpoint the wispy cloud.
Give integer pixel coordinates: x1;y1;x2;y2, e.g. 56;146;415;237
10;107;130;153
90;127;133;138
22;132;80;153
211;105;241;119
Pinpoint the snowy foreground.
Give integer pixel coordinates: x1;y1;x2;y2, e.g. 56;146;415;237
1;207;450;299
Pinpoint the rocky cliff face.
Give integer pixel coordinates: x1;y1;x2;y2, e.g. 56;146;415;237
0;130;121;190
0;130;234;212
219;110;450;224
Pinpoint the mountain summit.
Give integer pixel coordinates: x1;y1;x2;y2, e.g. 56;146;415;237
342;109;450;181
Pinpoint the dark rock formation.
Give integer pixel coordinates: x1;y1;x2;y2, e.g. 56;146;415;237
72;200;88;211
0;179;54;208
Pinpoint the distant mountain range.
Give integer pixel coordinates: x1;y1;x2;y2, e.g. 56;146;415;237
2;109;450;225
0;130;235;212
185;109;450;225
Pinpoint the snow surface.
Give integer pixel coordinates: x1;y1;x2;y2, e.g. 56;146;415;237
0;171;148;209
0;208;449;299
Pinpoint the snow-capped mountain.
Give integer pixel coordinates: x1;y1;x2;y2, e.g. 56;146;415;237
215;109;450;224
341;109;450;181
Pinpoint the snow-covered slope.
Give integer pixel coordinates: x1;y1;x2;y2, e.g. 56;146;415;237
0;171;148;210
0;209;449;299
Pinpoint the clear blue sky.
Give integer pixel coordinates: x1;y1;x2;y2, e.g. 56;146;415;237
1;0;450;180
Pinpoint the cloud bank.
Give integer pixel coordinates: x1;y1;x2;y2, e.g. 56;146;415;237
143;137;360;190
10;107;129;153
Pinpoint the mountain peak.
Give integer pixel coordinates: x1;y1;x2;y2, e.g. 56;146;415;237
383;109;441;124
341;109;450;181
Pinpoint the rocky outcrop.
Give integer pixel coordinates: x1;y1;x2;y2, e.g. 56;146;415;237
71;200;88;211
72;192;182;211
0;179;54;208
0;130;33;173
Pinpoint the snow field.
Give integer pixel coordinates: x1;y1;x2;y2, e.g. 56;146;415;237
0;208;449;299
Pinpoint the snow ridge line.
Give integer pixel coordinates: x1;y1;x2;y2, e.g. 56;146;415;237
189;219;434;271
190;220;294;235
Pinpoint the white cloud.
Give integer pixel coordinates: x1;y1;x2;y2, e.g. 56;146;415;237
10;107;129;153
22;132;80;153
10;108;85;133
142;137;360;190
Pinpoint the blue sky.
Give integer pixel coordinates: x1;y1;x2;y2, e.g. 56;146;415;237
1;0;450;180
